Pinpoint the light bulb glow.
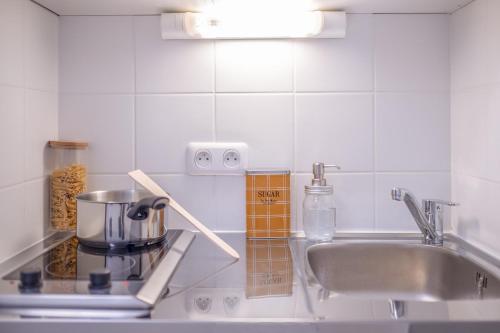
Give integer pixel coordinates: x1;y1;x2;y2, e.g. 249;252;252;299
184;10;324;39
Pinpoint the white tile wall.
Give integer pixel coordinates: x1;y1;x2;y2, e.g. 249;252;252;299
134;16;214;93
87;175;134;192
59;16;134;94
295;15;374;92
452;175;500;255
375;92;450;171
24;1;59;92
60;94;134;173
136;94;214;173
214;176;246;231
58;13;451;234
0;0;58;263
0;86;25;188
0;0;24;87
216;94;294;169
25;89;58;180
216;40;293;92
451;0;500;90
295;93;374;172
451;0;500;256
375;14;449;92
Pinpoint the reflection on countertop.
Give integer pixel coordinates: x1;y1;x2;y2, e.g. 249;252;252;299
2;231;500;332
155;234;309;321
154;232;500;324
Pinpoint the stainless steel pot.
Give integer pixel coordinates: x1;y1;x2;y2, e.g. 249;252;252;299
76;190;169;249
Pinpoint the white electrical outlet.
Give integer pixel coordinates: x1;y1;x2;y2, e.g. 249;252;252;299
194;150;212;169
186;142;248;175
222;149;240;169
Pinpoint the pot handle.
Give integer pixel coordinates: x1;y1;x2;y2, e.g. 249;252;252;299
127;196;169;221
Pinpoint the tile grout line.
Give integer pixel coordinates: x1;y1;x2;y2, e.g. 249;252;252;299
55;90;454;96
132;16;138;190
447;14;455;212
372;14;378;231
213;40;217;142
0;176;47;193
292;39;298;231
212;40;219;230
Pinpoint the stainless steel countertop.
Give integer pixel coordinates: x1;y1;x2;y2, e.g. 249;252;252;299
2;232;500;333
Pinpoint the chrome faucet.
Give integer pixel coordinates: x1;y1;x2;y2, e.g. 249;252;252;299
391;187;458;245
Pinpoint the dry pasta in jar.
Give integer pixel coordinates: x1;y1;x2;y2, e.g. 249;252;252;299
48;141;88;231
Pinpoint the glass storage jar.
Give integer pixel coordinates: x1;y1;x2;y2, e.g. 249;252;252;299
48;141;88;231
303;186;336;241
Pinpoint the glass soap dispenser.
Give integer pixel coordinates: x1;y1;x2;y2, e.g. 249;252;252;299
303;162;340;241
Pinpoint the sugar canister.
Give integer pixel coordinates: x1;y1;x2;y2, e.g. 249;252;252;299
48;141;88;231
246;169;291;238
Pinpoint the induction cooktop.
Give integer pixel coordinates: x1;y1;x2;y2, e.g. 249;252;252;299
0;229;195;318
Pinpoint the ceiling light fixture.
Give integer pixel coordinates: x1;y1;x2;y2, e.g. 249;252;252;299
161;11;346;39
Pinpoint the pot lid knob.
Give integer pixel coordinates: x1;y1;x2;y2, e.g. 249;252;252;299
89;268;112;291
19;268;42;292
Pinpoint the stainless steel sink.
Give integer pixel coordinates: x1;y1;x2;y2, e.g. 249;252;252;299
307;242;500;301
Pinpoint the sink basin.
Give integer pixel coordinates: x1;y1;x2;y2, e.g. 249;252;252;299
307;242;500;301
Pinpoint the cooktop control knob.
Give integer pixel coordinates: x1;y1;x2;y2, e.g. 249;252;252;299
19;268;42;292
89;268;112;291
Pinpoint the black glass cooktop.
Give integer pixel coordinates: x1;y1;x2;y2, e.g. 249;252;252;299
4;230;182;282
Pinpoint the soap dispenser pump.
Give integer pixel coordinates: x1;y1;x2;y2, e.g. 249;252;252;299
303;162;340;241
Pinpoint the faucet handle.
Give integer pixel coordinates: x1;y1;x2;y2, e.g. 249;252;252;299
324;164;341;170
422;199;459;207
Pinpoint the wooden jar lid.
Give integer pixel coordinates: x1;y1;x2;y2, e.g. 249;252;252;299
48;141;88;149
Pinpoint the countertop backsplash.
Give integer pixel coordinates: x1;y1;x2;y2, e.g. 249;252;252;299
0;3;453;262
0;0;58;263
450;0;500;258
58;13;451;235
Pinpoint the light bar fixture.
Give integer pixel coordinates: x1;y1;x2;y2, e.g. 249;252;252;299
161;11;346;39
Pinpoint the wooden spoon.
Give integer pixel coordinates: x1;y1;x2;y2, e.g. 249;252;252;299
128;169;240;260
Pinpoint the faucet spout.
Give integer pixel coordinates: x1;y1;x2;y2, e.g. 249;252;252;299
391;187;437;243
391;188;403;201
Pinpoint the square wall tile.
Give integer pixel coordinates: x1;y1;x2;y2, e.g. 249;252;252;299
450;1;487;90
60;16;134;93
134;16;214;93
136;95;214;173
25;89;58;180
0;0;24;86
24;0;58;92
452;174;500;256
216;40;293;92
452;85;500;183
24;178;49;236
485;86;500;182
375;173;450;231
148;175;216;230
451;0;500;90
214;176;245;231
59;94;134;173
295;93;374;172
0;86;24;187
376;92;450;172
87;175;134;192
216;94;294;169
375;14;449;92
295;173;375;232
0;185;41;263
451;88;489;179
295;14;374;92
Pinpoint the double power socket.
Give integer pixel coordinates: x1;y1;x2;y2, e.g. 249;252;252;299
186;142;249;175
